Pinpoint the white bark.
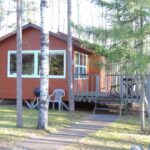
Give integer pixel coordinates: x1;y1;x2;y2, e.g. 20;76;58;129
67;0;75;111
140;83;145;131
16;0;23;128
37;0;49;129
135;76;145;131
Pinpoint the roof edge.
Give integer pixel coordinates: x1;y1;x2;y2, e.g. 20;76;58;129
0;23;93;53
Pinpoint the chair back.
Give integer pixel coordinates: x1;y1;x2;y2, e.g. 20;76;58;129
53;89;65;102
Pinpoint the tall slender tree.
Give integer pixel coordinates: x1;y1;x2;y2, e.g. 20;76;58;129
16;0;23;128
0;0;4;34
67;0;75;111
80;0;150;130
57;0;60;31
37;0;50;129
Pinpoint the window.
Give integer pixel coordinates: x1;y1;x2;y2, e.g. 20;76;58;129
38;51;65;77
8;50;66;78
10;53;34;76
49;54;64;75
75;52;87;78
23;54;34;75
10;54;16;75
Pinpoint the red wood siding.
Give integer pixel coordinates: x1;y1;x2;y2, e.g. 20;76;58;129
0;27;69;101
88;54;110;92
0;26;105;101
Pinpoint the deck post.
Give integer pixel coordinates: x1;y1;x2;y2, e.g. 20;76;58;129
119;75;124;116
147;75;150;102
86;74;89;97
96;75;100;97
81;77;84;97
120;75;123;99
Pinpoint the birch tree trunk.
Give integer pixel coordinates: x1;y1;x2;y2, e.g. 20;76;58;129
16;0;23;128
140;82;145;131
67;0;75;111
139;9;145;131
37;0;49;129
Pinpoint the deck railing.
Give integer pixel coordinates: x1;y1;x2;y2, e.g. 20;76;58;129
74;73;150;102
73;74;100;98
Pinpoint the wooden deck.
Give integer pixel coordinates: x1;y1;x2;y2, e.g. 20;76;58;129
74;91;120;102
73;74;147;114
74;91;122;114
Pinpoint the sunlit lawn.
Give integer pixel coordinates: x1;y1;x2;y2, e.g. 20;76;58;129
64;116;150;150
1;105;150;150
0;105;87;143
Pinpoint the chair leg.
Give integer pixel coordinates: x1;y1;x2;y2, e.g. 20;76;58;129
58;102;61;111
52;102;55;110
61;103;63;111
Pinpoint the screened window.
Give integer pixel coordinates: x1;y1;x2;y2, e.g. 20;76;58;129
75;52;87;78
10;54;16;75
38;53;64;76
9;53;34;76
22;54;34;75
8;50;66;78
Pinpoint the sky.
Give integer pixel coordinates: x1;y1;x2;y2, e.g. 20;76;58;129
0;0;101;36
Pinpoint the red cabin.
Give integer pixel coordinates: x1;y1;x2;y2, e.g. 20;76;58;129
0;23;107;103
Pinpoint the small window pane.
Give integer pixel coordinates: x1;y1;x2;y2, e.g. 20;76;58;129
22;54;34;75
75;66;79;78
84;55;86;66
50;54;64;75
75;53;79;65
10;54;16;75
38;54;41;74
80;54;83;65
75;66;78;75
38;53;64;76
10;53;34;76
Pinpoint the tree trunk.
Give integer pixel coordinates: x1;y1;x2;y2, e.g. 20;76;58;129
57;0;60;31
37;0;49;129
134;75;146;131
139;81;145;131
67;0;75;111
16;0;23;128
139;8;145;131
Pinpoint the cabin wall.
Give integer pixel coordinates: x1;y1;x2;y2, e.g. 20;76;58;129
0;26;107;101
0;27;69;101
73;46;90;94
88;54;109;92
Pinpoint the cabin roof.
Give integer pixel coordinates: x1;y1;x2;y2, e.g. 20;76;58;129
0;23;92;53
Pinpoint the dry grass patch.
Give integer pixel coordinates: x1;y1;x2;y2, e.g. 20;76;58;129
0;105;87;143
63;115;150;150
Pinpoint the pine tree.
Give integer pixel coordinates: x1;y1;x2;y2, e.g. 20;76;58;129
80;0;150;130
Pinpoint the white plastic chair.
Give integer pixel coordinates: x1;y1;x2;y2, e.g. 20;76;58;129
48;89;65;111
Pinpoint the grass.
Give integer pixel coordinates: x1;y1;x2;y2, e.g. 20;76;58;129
63;115;150;150
1;106;150;150
0;105;87;142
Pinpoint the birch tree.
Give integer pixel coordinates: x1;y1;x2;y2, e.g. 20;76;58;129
67;0;75;111
37;0;50;129
16;0;23;128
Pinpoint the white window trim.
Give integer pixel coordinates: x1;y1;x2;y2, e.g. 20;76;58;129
7;50;66;79
74;51;88;79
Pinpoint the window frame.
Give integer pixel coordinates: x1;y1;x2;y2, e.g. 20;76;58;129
7;50;66;78
74;52;88;79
